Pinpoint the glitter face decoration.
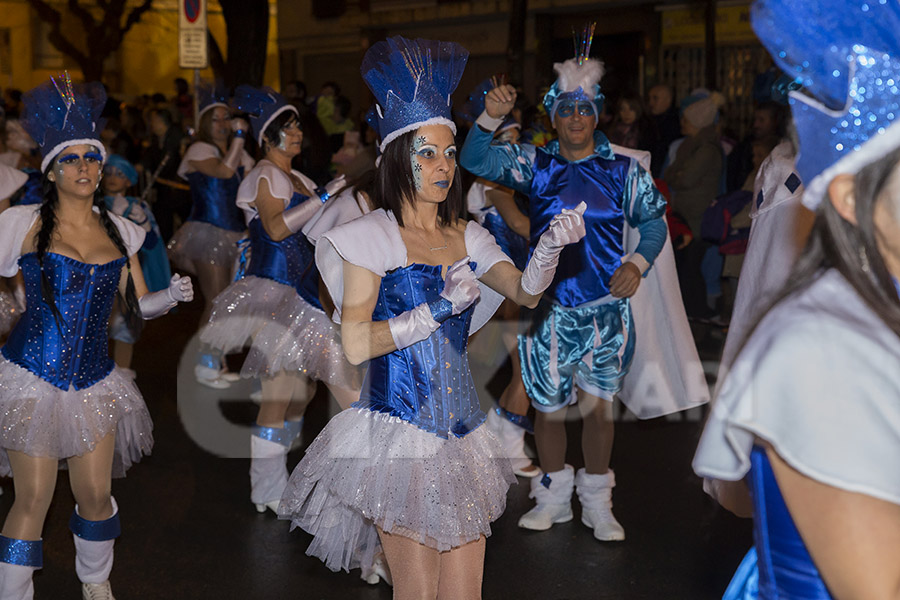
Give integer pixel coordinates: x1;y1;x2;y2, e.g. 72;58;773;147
410;134;427;190
52;144;103;192
410;125;457;201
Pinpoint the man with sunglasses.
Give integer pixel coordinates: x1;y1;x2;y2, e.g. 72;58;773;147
460;57;675;543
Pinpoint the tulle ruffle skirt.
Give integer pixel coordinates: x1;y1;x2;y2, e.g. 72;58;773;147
167;221;244;270
0;358;153;478
201;276;359;387
0;291;21;338
279;408;515;573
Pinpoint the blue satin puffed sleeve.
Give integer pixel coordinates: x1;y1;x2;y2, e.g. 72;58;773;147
459;124;536;195
623;161;667;269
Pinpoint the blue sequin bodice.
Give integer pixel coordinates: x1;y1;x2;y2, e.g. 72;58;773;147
246;192;322;310
187;168;246;232
530;151;631;306
2;253;124;391
749;447;833;599
354;264;483;439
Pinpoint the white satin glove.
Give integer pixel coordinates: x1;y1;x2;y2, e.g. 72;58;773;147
520;201;587;296
222;135;246;172
388;257;481;350
139;274;194;319
315;175;346;202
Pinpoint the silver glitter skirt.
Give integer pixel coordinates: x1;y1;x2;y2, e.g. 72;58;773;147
201;276;359;387
0;291;21;338
0;358;153;478
279;408;515;573
167;221;244;270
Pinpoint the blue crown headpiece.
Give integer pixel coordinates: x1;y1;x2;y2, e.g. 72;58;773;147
21;73;107;173
458;77;520;134
197;80;229;119
752;0;900;208
362;36;468;151
232;85;298;146
542;23;605;123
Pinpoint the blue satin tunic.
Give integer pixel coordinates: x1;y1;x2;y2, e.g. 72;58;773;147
186;168;246;232
353;264;483;439
246;192;322;310
2;253;124;391
725;446;834;599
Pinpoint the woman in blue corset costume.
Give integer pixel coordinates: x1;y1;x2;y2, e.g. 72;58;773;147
201;87;358;516
280;37;585;598
0;76;192;600
694;1;900;598
168;85;254;388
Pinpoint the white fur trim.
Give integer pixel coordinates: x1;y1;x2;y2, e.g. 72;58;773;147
257;105;299;146
379;117;457;152
41;139;107;173
554;58;605;96
198;102;229;120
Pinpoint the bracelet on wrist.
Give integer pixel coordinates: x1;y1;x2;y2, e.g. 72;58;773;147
233;129;247;139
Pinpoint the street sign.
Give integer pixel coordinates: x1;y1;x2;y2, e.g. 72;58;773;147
179;0;208;69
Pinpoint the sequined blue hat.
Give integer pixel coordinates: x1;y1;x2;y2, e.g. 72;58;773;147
361;36;468;151
542;23;605;124
752;0;900;208
458;77;520;134
21;73;107;174
232;85;298;146
197;80;229;120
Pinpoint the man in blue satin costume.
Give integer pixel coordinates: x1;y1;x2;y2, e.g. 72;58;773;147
460;50;668;541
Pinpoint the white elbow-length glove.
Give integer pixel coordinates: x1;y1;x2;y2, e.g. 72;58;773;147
520;201;587;296
139;274;194;319
281;175;347;233
388;256;480;350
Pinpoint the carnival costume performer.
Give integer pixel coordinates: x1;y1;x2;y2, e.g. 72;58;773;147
459;78;538;477
0;164;27;340
694;1;900;598
200;87;357;515
167;83;254;389
0;75;193;600
460;27;707;541
279;36;585;597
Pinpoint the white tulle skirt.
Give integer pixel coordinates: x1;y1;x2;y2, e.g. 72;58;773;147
0;358;153;478
279;408;515;574
201;275;359;387
0;291;21;338
167;221;244;271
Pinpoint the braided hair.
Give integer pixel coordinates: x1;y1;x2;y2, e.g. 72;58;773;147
35;164;143;336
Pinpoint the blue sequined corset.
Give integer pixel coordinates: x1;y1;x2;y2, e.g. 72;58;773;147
2;253;124;391
749;447;834;599
246;192;322;310
530;151;631;307
186;168;246;232
353;264;484;439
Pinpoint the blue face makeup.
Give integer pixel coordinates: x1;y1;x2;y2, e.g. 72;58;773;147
555;100;595;119
410;135;457;191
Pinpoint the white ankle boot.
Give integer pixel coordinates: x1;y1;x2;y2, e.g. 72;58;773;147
485;409;539;478
250;432;290;513
0;563;35;600
576;468;625;541
517;465;574;530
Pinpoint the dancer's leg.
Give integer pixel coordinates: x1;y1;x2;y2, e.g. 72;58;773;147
67;433;116;521
577;392;614;475
2;453;58;540
437;536;486;600
534;406;567;474
377;528;440;600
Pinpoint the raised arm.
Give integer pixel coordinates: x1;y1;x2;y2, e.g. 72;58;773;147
188;118;250;179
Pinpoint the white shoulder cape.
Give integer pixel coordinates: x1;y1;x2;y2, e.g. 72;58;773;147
235;160;318;225
0;164;28;200
302;186;370;245
613;144;710;418
178;141;255;179
316;209;511;335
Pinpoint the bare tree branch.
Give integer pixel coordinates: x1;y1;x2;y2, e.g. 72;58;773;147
67;0;97;35
123;0;155;36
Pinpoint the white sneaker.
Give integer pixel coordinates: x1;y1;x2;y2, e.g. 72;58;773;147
576;468;625;541
517;465;575;531
82;581;115;600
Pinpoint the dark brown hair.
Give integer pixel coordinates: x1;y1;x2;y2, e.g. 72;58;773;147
374;129;464;227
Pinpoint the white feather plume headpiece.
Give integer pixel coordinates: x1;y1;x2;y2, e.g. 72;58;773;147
542;23;606;123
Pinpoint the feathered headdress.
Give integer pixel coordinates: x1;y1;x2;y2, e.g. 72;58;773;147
458;76;520;134
232;85;297;146
21;72;107;173
543;23;605;123
361;36;468;151
752;0;900;208
197;80;229;120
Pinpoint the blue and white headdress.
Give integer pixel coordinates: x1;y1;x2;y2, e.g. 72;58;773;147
752;0;900;208
542;23;605;125
458;76;520;134
197;80;229;120
361;36;468;151
21;72;107;173
232;85;298;146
